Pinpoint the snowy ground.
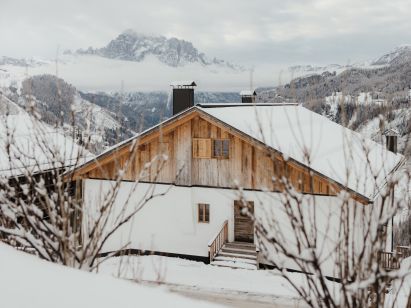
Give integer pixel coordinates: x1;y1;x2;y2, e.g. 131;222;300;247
98;255;317;307
0;244;217;308
99;255;411;307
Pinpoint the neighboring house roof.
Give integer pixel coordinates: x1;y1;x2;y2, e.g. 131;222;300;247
69;103;404;201
0;104;91;177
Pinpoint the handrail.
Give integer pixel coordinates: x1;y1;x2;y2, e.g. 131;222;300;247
208;220;228;263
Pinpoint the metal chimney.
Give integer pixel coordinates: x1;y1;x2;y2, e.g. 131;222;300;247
240;90;257;103
385;128;398;153
170;81;197;115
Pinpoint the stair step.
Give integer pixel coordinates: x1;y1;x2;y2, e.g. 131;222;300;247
214;256;257;265
224;242;256;249
221;247;257;256
218;251;257;260
211;260;257;270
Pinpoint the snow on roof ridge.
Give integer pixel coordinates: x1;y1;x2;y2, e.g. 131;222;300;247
239;90;256;96
170;81;197;87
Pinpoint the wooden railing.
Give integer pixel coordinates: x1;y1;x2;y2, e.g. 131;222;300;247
379;251;401;270
396;245;410;258
379;246;410;271
208;220;228;263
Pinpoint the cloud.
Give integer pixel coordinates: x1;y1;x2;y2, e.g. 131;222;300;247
0;0;410;67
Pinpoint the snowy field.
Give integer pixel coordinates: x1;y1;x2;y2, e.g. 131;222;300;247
99;255;411;307
98;255;318;307
0;244;217;308
0;242;409;307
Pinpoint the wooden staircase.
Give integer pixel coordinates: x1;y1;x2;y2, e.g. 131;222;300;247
210;242;258;270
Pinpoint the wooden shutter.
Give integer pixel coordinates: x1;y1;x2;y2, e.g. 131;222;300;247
193;138;211;158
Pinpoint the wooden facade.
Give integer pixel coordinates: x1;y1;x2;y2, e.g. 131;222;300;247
71;109;369;204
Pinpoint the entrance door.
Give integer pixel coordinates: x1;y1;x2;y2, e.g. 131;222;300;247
234;200;254;243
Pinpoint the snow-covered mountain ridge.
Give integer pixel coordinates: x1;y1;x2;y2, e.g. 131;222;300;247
72;30;244;71
287;45;411;78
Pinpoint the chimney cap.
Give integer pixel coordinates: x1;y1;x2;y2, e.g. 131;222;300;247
383;128;399;136
240;90;257;96
170;80;197;88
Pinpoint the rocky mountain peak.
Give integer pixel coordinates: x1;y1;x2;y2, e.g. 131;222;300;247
76;30;243;70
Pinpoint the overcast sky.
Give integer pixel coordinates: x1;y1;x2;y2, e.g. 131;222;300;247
1;0;411;67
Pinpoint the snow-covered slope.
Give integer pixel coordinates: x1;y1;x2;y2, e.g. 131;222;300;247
72;93;121;131
0;94;91;176
371;45;411;66
287;45;411;79
0;243;215;308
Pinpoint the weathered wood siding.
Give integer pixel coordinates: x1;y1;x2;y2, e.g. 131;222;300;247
81;114;346;197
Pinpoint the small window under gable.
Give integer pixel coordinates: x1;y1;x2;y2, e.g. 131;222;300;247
198;203;210;223
212;139;230;159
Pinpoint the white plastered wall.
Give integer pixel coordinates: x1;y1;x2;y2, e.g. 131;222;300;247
83;179;366;277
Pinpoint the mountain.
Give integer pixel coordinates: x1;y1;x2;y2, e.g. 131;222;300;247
3;75;132;153
0;31;249;92
74;30;243;71
261;46;411;155
80;91;240;132
0;56;47;67
371;45;411;66
286;46;411;79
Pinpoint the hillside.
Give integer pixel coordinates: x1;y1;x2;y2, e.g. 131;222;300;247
3;75;132;153
260;46;411;155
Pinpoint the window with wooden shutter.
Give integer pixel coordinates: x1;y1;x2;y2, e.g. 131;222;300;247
198;203;210;223
192;138;211;158
212;139;230;159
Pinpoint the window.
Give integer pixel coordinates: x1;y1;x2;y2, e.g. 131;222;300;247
192;138;211;158
198;203;210;223
212;139;230;159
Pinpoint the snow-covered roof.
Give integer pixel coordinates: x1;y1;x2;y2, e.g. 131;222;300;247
71;103;404;200
240;90;256;96
197;104;404;200
0;111;91;177
170;81;197;87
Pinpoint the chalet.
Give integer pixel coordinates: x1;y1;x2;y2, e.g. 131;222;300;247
68;82;405;276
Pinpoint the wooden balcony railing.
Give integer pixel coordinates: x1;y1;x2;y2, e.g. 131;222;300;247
396;245;410;258
379;251;402;270
208;220;228;263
